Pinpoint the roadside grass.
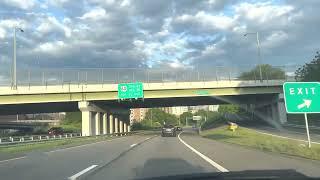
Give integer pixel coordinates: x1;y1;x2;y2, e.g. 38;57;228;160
0;135;116;154
201;126;320;161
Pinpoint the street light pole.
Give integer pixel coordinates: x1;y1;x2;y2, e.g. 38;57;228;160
256;32;263;83
12;27;24;89
244;32;263;82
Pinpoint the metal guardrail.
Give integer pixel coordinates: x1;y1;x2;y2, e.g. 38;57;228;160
0;65;299;87
0;132;132;146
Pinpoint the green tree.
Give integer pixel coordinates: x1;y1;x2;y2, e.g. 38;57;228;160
144;108;178;126
62;112;81;125
218;105;240;114
239;64;285;80
295;51;320;81
60;112;82;133
179;111;193;125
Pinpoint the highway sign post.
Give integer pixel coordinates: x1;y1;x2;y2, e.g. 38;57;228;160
283;82;320;148
118;82;144;100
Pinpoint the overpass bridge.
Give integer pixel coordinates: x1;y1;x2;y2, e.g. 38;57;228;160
0;66;296;136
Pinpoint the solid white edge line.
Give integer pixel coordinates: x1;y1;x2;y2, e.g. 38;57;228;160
68;165;98;180
130;143;137;147
251;129;320;145
0;156;26;163
178;132;229;172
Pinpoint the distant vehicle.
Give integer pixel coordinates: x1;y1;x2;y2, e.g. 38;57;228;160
161;124;176;137
48;127;64;136
176;126;183;131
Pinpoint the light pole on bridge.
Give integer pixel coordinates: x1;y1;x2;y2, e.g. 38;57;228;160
12;27;24;90
244;32;263;82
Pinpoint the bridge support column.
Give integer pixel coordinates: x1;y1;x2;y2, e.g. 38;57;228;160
95;113;101;135
119;120;123;133
127;125;131;133
78;101;107;136
272;101;287;124
278;102;287;124
81;111;93;136
103;113;108;134
114;117;119;134
109;114;114;134
124;123;127;133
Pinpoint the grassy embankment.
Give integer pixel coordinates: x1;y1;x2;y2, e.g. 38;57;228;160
0;135;116;154
201;126;320;160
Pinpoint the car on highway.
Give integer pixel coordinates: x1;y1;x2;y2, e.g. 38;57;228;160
161;124;176;137
48;127;64;136
176;126;183;131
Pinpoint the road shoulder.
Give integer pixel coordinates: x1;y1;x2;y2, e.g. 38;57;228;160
180;132;320;178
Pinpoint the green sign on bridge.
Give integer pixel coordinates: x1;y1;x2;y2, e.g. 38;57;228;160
283;82;320;113
118;82;144;99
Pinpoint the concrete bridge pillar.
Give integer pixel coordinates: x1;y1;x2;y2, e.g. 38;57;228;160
109;114;114;134
80;111;93;136
272;101;287;124
95;112;101;135
114;117;119;134
277;101;287;124
78;101;101;136
124;123;127;133
103;113;108;134
127;125;131;132
78;101;108;136
119;120;123;133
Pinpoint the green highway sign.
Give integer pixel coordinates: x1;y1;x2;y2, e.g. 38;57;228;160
118;82;144;99
283;82;320;113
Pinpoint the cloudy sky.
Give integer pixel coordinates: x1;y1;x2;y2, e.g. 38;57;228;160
0;0;319;70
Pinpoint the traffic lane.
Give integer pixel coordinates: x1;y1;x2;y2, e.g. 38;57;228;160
87;135;218;180
180;133;320;177
0;135;152;180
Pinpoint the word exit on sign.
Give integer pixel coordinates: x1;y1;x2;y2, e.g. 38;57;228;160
283;82;320;113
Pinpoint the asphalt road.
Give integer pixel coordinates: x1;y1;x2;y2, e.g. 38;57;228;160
0;135;153;180
1;129;320;179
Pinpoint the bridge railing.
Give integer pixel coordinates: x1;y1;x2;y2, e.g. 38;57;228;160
0;65;299;87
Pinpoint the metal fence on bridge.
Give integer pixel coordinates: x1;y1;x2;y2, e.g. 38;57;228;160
0;65;299;87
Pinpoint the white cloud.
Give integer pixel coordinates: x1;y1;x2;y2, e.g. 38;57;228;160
2;0;36;10
0;27;6;39
263;31;289;48
79;7;108;20
48;0;70;7
202;44;225;56
235;2;294;24
35;41;66;54
36;16;71;38
0;19;24;28
120;0;130;7
175;11;236;31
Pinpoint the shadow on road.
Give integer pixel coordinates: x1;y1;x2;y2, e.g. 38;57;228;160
134;158;204;179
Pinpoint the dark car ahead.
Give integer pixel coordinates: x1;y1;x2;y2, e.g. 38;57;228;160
176;126;183;131
48;127;64;136
161;124;176;137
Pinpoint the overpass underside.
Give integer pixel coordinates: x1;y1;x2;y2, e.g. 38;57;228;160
0;81;286;135
0;94;277;115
